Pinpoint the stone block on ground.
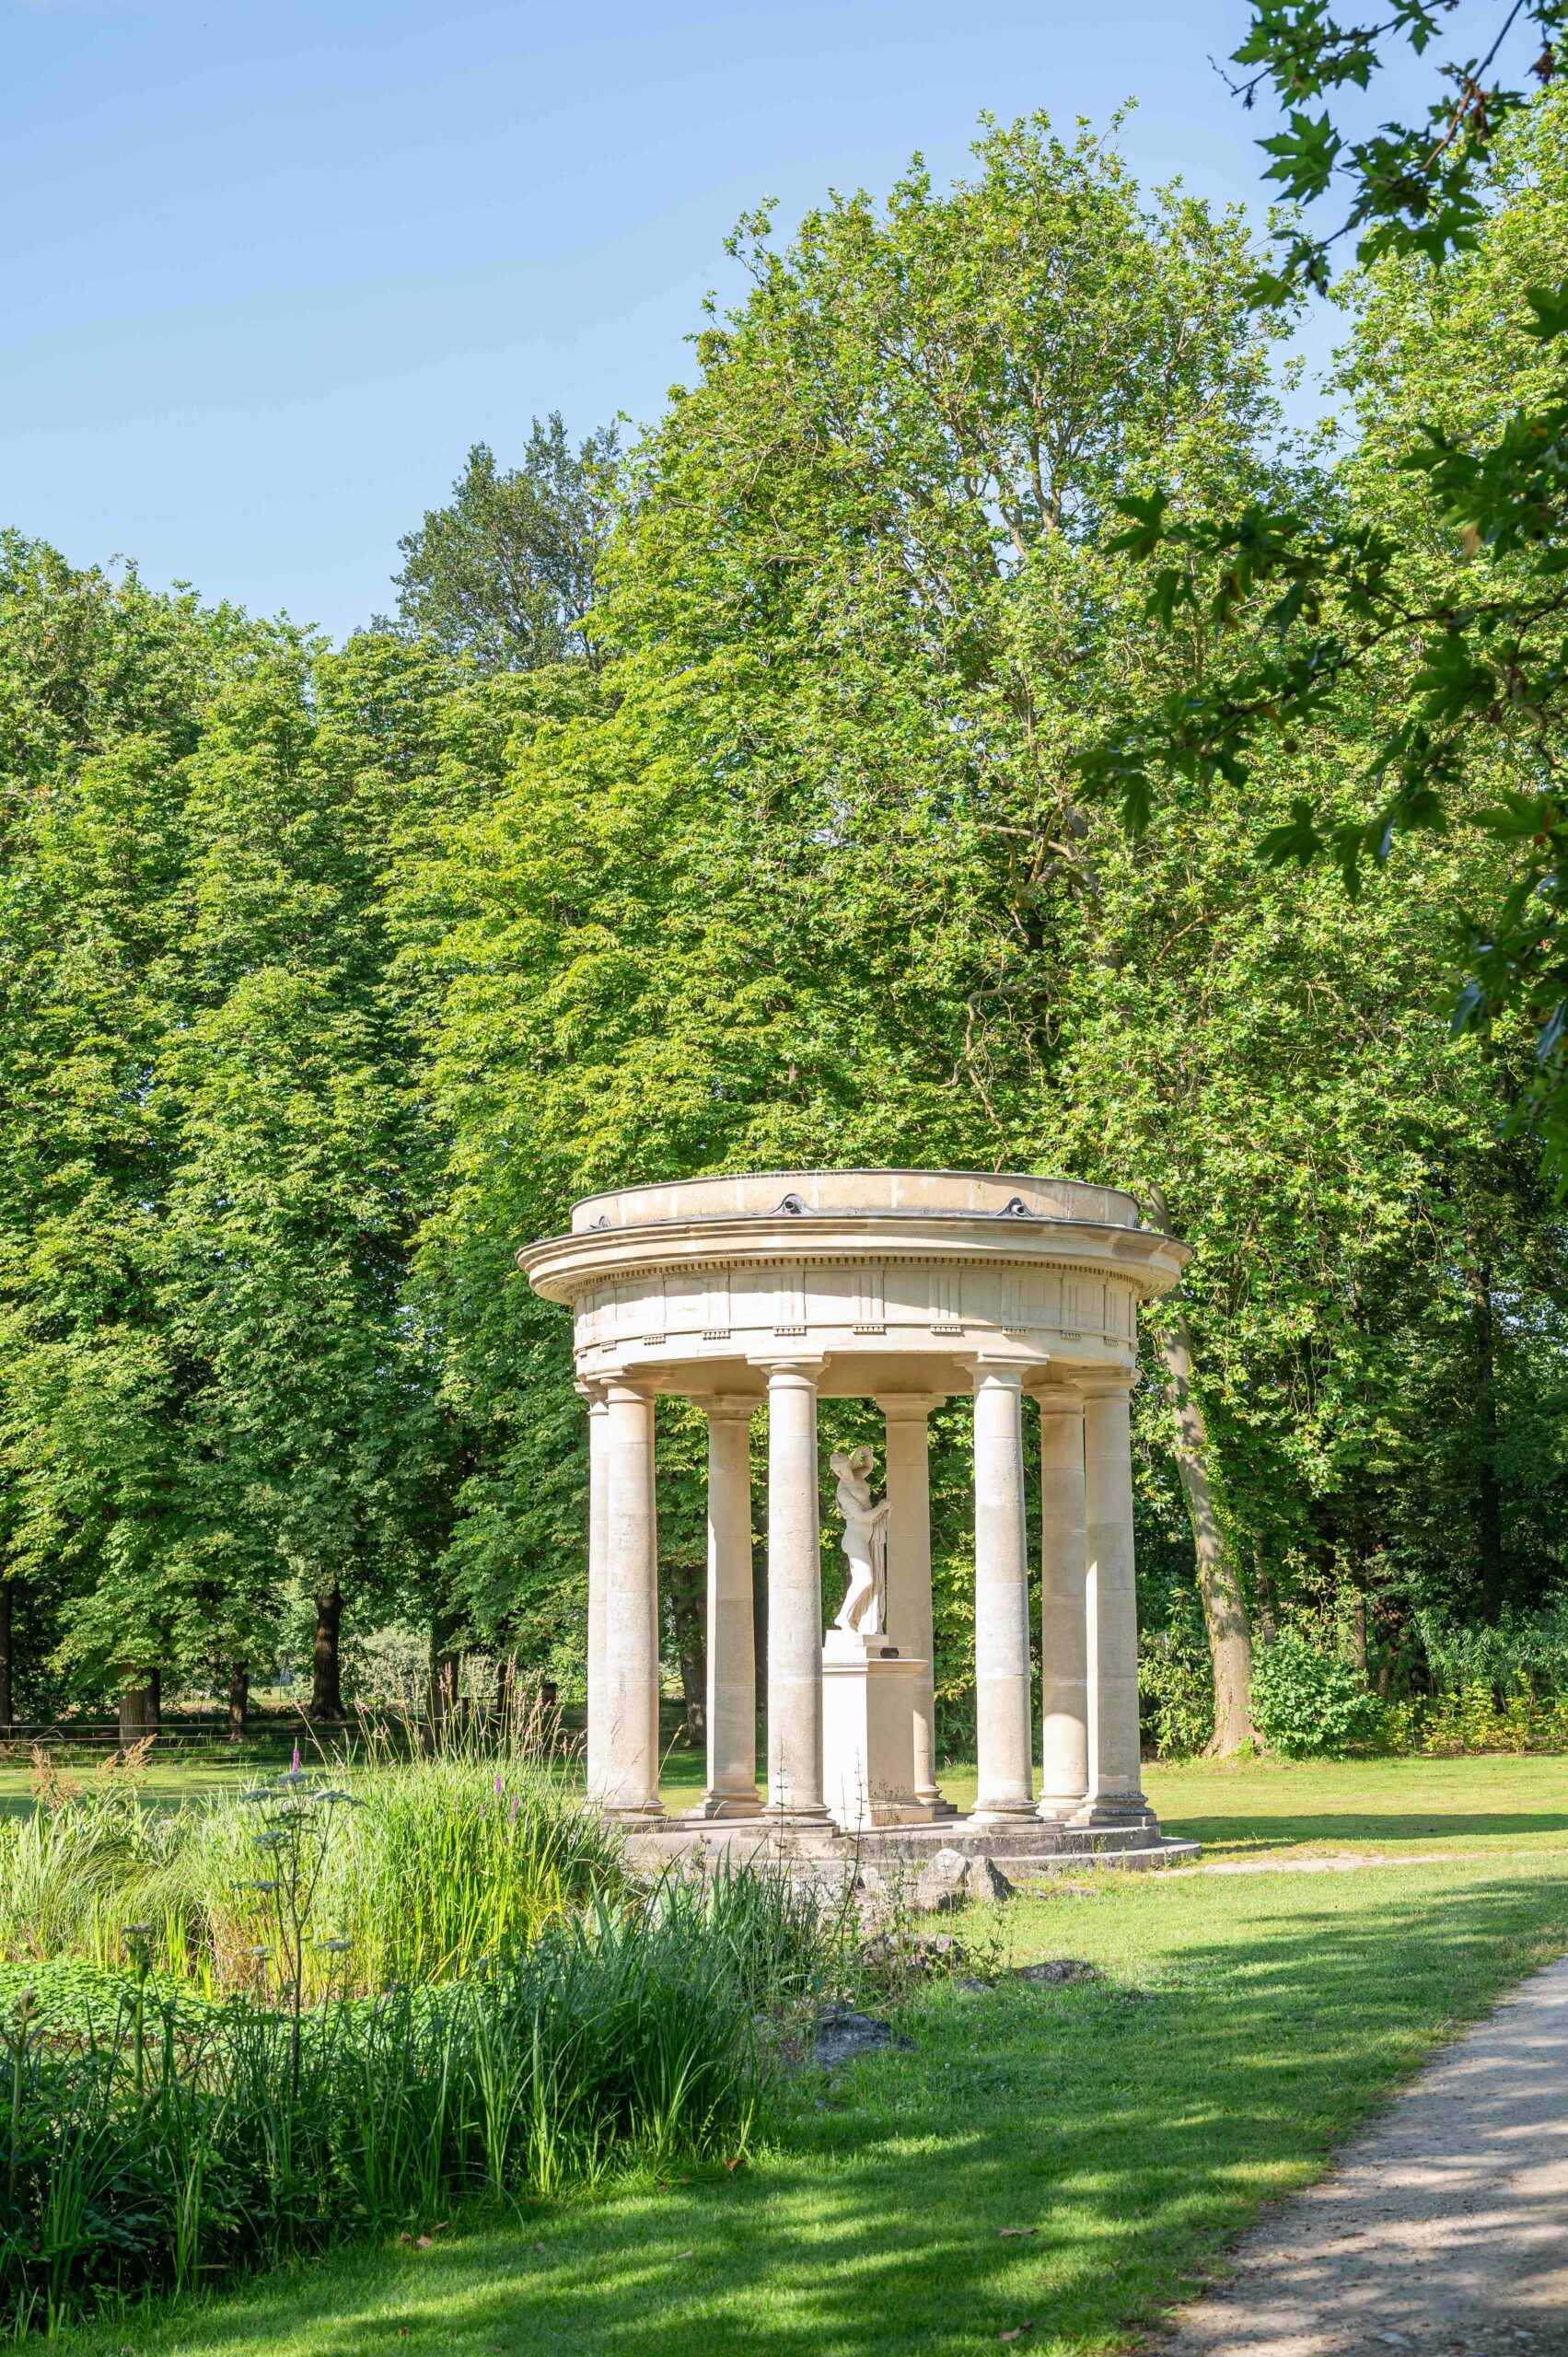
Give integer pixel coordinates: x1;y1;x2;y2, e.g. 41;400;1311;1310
812;2007;914;2068
859;1930;966;1980
911;1848;1017;1911
913;1846;972;1912
1010;1958;1098;1985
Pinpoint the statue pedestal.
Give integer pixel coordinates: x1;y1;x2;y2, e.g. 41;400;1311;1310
821;1631;934;1831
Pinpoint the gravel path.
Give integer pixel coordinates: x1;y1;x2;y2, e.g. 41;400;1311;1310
1154;1954;1568;2356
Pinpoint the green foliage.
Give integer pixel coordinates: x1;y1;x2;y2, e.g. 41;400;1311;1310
1138;1587;1216;1759
0;559;470;1704
391;418;620;672
1250;1632;1376;1757
0;1883;775;2335
26;1801;1568;2357
0;1748;625;2000
1085;19;1568;1174
10;98;1568;1751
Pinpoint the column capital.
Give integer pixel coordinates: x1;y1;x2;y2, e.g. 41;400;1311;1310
1078;1366;1137;1400
603;1376;658;1406
875;1391;947;1421
575;1378;610;1408
1031;1383;1086;1415
695;1392;760;1422
963;1353;1028;1387
750;1351;826;1380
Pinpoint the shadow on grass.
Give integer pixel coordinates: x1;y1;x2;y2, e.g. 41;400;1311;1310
97;1870;1568;2357
1157;1810;1568;1850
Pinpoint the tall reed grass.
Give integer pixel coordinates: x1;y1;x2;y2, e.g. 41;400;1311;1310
0;1736;854;2336
0;1741;625;1998
0;1877;800;2336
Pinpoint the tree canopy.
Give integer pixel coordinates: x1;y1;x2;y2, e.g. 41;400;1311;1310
6;91;1568;1753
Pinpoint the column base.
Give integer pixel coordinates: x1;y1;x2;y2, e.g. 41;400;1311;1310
761;1802;833;1827
917;1790;960;1820
1070;1796;1156;1830
1036;1795;1091;1824
691;1792;763;1820
598;1800;668;1825
970;1797;1040;1825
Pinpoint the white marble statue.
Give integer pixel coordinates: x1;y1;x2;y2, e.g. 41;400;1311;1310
830;1445;889;1638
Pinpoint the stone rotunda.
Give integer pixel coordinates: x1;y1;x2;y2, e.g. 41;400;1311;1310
517;1168;1197;1870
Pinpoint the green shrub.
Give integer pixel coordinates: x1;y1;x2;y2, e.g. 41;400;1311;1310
1139;1609;1214;1759
1250;1634;1374;1759
1414;1683;1568;1756
1416;1608;1568;1703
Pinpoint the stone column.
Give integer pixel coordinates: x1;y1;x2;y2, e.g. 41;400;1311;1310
598;1379;664;1821
702;1397;760;1817
969;1358;1036;1820
1082;1374;1151;1825
1035;1387;1090;1821
761;1356;829;1820
877;1392;948;1813
581;1384;611;1805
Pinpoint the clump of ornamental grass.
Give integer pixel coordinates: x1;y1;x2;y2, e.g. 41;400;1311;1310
0;1882;783;2336
0;1736;625;1998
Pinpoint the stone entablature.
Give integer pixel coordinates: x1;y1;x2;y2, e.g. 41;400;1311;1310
521;1167;1189;1396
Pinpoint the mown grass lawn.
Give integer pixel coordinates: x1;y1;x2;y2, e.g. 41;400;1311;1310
51;1755;1568;2357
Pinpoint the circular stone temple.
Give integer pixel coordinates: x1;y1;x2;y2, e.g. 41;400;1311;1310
517;1168;1196;1869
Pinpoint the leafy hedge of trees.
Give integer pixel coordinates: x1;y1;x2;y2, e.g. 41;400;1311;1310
6;97;1568;1750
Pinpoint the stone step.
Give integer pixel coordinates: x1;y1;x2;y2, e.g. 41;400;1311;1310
851;1818;1161;1861
621;1819;1200;1877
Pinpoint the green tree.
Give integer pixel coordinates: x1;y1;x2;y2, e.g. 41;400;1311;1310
1083;16;1568;1171
403;111;1568;1751
395;117;1295;1743
0;537;250;1722
391;417;620;673
168;631;466;1718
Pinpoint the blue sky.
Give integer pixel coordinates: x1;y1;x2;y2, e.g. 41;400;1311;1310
2;0;1430;638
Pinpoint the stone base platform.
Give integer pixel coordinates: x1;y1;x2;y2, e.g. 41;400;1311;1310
621;1811;1199;1880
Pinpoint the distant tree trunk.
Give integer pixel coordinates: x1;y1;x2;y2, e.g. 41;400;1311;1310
226;1662;250;1743
310;1585;343;1721
1251;1550;1279;1645
678;1638;705;1747
118;1677;159;1749
0;1581;15;1736
494;1654;515;1736
665;1558;706;1747
1145;1187;1255;1755
1351;1593;1368;1683
1468;1247;1506;1621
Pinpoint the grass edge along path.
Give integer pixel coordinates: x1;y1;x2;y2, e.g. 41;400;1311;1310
50;1845;1568;2357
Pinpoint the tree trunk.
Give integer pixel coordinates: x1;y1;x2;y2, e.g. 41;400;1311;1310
226;1661;249;1744
494;1653;516;1738
1144;1187;1255;1754
664;1557;706;1747
1351;1593;1368;1683
678;1632;705;1748
310;1585;343;1721
118;1678;159;1749
0;1581;14;1737
1468;1247;1506;1621
1251;1550;1279;1645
